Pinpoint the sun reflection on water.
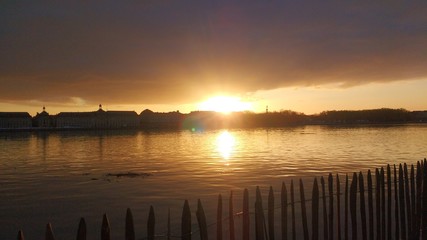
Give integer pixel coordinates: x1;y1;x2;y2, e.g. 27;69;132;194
217;130;235;160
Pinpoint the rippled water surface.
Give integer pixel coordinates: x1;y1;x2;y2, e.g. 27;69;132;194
1;125;426;239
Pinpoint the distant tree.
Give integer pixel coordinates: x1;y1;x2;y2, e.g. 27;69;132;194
316;108;412;123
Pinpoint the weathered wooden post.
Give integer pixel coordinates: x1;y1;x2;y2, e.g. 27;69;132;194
147;206;155;240
415;161;422;239
422;160;427;239
394;165;400;238
375;168;381;240
243;189;249;240
291;180;296;240
217;194;223;240
196;199;208;240
410;164;415;238
359;172;367;240
328;173;334;240
350;173;357;240
101;214;111;240
281;182;288;240
17;230;24;240
367;170;374;240
404;163;412;238
399;164;407;239
125;208;135;240
76;217;87;240
387;165;392;240
336;174;341;240
46;223;55;240
229;191;235;240
168;208;171;240
320;176;328;240
182;200;191;240
380;167;386;239
312;178;319;240
345;174;348;240
300;179;309;240
255;186;265;240
268;186;275;240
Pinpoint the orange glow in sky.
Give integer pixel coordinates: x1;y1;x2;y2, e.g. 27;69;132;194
1;2;427;115
198;96;253;114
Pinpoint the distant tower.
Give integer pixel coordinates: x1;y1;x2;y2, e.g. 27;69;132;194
266;105;269;113
99;104;102;110
42;106;46;112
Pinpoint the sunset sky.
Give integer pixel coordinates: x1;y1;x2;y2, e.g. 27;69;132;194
1;1;426;115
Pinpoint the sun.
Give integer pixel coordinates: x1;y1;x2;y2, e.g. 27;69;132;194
198;96;253;114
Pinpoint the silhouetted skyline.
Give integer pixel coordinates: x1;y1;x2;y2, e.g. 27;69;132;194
1;107;426;131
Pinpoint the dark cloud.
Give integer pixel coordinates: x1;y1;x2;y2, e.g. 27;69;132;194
1;1;426;105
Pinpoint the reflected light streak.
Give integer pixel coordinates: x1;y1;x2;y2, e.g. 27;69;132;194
217;131;235;160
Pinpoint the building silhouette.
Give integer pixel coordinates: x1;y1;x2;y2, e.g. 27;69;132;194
56;104;139;129
34;106;53;128
140;109;183;129
0;107;426;131
0;112;32;129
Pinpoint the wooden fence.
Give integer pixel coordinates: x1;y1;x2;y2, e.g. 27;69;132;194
16;159;427;240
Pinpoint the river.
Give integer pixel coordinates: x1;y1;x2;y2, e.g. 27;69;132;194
1;124;426;239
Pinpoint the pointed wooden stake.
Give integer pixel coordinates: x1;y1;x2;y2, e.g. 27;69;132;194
196;199;208;240
300;179;309;240
229;191;235;240
17;230;24;240
312;178;319;240
45;223;55;240
217;194;223;240
281;182;288;240
147;206;155;240
350;173;358;240
76;218;87;240
243;189;249;240
181;200;191;240
255;186;265;240
126;208;135;240
101;214;111;240
268;186;275;240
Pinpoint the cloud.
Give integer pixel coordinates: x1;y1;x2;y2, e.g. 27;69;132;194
1;1;426;105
